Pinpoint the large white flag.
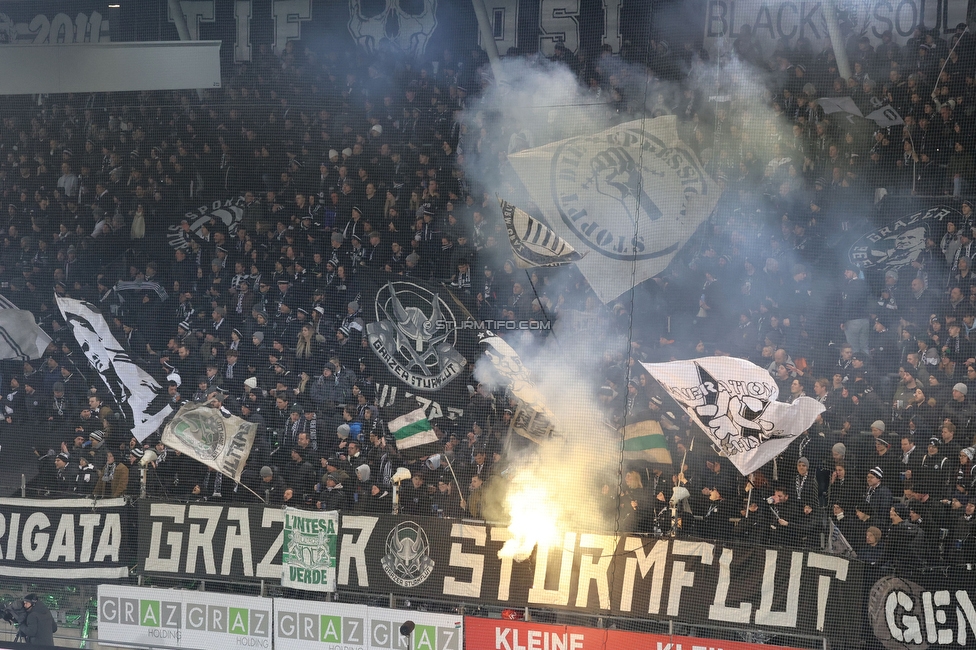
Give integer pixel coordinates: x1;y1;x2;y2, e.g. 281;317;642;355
642;357;824;476
162;402;256;482
0;307;51;360
508;116;719;304
56;296;173;442
478;330;557;444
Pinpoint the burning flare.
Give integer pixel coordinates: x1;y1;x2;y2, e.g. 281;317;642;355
497;473;561;562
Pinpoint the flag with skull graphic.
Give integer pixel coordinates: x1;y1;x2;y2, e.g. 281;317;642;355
642;357;824;476
362;275;482;424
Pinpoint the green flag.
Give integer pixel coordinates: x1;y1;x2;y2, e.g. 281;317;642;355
390;407;440;458
620;419;672;464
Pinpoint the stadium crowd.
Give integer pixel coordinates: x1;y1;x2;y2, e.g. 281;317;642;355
0;21;974;569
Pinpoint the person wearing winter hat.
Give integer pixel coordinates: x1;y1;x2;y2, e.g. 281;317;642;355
863;466;892;517
48;451;74;492
957;447;976;493
944;383;972;433
832;442;847;463
860;526;884;564
19;593;56;645
258;465;286;506
917;437;949;500
872;437;901;489
316;471;348;511
852;421;887;475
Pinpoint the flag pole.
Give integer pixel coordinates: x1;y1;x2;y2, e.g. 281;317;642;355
932;26;969;102
522;269;559;345
237;477;267;503
444;454;464;495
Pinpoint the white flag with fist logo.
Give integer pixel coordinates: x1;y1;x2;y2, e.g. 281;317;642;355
509;116;719;304
642;357;825;476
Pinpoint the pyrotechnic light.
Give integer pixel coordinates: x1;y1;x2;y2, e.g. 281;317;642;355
497;478;561;562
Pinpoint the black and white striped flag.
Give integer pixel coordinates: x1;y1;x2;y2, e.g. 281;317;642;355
498;196;583;268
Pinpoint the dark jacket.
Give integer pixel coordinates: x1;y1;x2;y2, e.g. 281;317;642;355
20;601;56;645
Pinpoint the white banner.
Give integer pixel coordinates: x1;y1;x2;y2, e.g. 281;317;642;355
509;116;719;304
281;507;338;593
275;598;463;650
162;402;257;483
703;0;968;56
642;357;824;475
56;296;173;442
98;585;463;650
98;585;273;650
478;330;557;444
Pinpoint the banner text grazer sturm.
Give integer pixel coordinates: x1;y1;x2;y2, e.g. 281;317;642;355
139;501;283;582
335;515;861;640
0;498;130;579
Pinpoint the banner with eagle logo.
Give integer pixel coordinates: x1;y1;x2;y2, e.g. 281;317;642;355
642;357;824;476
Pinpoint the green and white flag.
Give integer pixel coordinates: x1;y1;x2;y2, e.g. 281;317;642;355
390;407;440;458
282;507;338;592
161;402;255;481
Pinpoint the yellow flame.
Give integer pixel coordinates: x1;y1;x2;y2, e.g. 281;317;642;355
497;477;561;562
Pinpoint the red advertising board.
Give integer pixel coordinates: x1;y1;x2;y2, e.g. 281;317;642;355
464;616;805;650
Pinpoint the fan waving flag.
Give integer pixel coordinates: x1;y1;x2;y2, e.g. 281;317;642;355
390;407;440;459
56;296;173;442
508;116;719;304
478;330;557;444
162;402;257;482
498;196;583;268
641;357;824;476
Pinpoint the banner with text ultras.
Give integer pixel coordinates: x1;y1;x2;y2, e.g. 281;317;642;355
98;584;273;649
0;497;129;579
139;501;283;582
275;599;462;650
703;0;968;55
337;515;862;641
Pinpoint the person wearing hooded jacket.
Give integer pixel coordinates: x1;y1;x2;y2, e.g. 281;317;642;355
283;447;317;498
883;502;929;569
431;474;465;518
316;473;349;511
19;594;56;645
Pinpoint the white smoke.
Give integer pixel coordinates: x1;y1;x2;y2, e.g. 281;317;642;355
461;53;803;546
